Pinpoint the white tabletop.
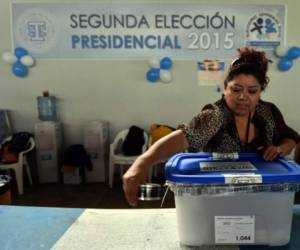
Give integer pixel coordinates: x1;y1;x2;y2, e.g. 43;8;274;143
52;208;239;250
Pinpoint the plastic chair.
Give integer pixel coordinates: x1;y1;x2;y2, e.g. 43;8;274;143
294;143;300;164
109;129;149;188
0;136;35;195
147;135;165;181
147;131;186;181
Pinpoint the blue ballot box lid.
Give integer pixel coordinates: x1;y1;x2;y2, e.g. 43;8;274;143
165;153;300;185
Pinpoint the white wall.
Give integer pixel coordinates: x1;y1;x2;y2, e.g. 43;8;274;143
1;0;300;146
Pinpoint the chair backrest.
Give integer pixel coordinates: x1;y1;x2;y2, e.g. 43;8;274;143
111;129;129;153
0;136;35;154
0;136;12;148
141;131;148;152
22;137;35;154
111;129;148;155
0;136;35;164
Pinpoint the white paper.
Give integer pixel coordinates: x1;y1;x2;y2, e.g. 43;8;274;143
215;216;255;244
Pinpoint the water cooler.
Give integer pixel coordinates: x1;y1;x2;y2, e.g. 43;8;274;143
84;121;109;182
35;121;62;183
0;110;12;143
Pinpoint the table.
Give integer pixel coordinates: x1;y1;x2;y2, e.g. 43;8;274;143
0;205;299;250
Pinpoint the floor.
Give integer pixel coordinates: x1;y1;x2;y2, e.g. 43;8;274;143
11;175;176;209
10;178;300;209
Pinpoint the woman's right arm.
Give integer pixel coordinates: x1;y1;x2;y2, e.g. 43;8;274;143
122;129;188;206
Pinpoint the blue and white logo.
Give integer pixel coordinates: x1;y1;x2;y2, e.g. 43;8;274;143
27;20;47;42
246;12;282;48
15;10;57;53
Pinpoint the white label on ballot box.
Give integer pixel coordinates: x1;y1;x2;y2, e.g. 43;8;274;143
223;173;262;184
212;153;239;159
200;161;256;171
215;216;255;244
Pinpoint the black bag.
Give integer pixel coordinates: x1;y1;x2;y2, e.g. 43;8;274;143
9;132;33;153
63;144;92;170
62;144;93;184
122;126;145;156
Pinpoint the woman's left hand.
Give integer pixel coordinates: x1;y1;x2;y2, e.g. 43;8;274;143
258;145;283;161
258;139;296;161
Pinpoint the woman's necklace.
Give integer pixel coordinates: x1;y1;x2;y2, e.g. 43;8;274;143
243;112;252;152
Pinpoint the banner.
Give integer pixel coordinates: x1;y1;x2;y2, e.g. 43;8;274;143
11;3;286;59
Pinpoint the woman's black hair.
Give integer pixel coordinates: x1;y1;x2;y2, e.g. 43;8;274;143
224;47;272;90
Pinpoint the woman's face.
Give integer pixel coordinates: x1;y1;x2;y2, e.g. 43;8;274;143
224;74;261;117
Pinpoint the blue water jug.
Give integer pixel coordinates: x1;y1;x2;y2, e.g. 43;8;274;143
37;91;57;121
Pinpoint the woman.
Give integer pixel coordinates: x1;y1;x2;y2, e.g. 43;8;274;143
123;47;300;206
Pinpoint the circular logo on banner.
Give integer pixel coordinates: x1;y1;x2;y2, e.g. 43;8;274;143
246;12;282;48
15;9;57;53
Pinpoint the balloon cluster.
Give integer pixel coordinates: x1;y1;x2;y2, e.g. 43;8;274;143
275;46;300;72
2;47;35;77
146;57;173;83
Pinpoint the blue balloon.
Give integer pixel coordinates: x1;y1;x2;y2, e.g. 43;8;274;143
146;68;160;82
14;47;28;59
12;61;28;77
278;58;293;72
287;46;300;60
160;57;173;70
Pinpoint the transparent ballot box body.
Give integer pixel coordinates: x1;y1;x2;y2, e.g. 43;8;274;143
165;153;300;247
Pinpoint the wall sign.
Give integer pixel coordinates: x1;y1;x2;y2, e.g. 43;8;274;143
11;3;286;59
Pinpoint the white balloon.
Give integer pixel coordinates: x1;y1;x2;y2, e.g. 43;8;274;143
20;55;35;67
2;51;17;64
160;70;172;83
148;58;160;68
275;45;288;57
